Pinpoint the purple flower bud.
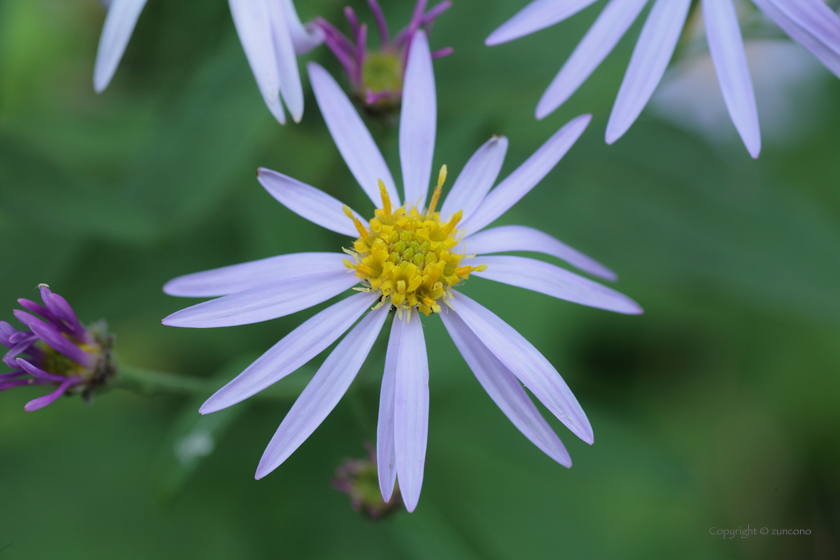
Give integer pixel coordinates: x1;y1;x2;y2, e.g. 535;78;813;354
332;444;403;520
0;284;116;411
317;0;451;116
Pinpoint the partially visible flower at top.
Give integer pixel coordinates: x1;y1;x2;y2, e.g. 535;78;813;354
333;443;403;519
93;0;323;124
0;285;115;411
316;0;453;114
486;0;840;158
163;31;642;512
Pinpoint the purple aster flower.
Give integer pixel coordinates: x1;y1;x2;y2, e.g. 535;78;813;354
93;0;323;123
316;0;452;113
1;285;115;411
486;0;840;158
163;31;642;512
333;443;403;519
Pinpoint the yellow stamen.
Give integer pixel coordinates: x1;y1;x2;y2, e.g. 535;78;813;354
378;179;391;216
426;165;447;218
342;205;369;238
441;210;462;238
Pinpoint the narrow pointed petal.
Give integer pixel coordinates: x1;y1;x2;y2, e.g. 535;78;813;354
440;312;571;466
201;292;377;414
751;0;840;78
440;136;509;222
702;0;760;158
162;271;359;328
400;31;436;209
486;0;600;45
606;0;692;143
762;0;840;58
255;304;389;478
164;253;348;298
464;225;617;281
308;62;400;206
282;0;324;55
229;0;285;124
93;0;149;92
16;359;69;383
24;377;80;412
377;316;401;502
536;0;650;119
22;316;92;366
471;255;642;314
462;115;591;235
257;168;365;237
267;0;304;122
449;291;593;443
393;309;429;512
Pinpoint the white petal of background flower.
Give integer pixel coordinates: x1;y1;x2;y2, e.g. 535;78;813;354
471;255;641;314
255;304;390;479
229;0;285;124
486;0;601;46
441;311;572;467
450;291;594;444
536;0;650;120
462;114;591;235
93;0;149;92
162;271;359;328
606;0;692;144
464;225;617;281
377;316;401;503
393;309;429;513
703;0;761;158
400;31;436;209
163;252;348;297
282;0;323;55
267;0;304;122
200;292;378;414
257;168;366;238
308;62;400;206
440;136;509;223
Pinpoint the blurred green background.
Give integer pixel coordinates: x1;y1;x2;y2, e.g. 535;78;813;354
1;0;839;558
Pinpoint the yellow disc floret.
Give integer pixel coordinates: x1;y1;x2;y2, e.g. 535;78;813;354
343;166;487;316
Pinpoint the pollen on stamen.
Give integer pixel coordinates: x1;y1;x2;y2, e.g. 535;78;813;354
342;166;486;316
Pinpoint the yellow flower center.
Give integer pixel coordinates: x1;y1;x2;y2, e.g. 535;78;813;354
343;166;486;316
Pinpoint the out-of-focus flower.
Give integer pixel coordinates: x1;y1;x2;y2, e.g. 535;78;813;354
93;0;323;124
486;0;840;158
0;285;115;411
163;31;641;512
333;443;403;519
316;0;452;114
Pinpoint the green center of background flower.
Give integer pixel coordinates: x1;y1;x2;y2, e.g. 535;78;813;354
361;52;403;98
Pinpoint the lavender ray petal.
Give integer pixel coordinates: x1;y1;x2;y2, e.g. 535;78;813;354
0;371;27;382
44;292;84;335
344;6;360;37
162;271;359;328
763;0;840;58
449;290;593;443
461;115;591;235
464;225;617;281
255;304;390;478
257;168;365;238
8;331;37;346
702;0;760;158
486;0;600;46
229;0;285;124
22;316;92;366
535;0;650;120
606;0;692;144
18;298;60;327
307;62;400;206
393;309;429;513
751;0;840;78
399;31;436;210
282;0;324;55
200;292;377;414
267;0;304;123
164;252;348;298
421;1;453;26
24;377;81;412
440;311;571;466
16;358;71;383
1;378;47;392
355;23;367;88
471;255;642;315
377;315;401;502
440;135;508;223
93;0;149;92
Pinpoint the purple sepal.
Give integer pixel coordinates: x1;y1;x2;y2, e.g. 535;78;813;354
28;320;92;368
0;370;26;382
0;378;48;392
42;288;84;336
24;376;81;412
